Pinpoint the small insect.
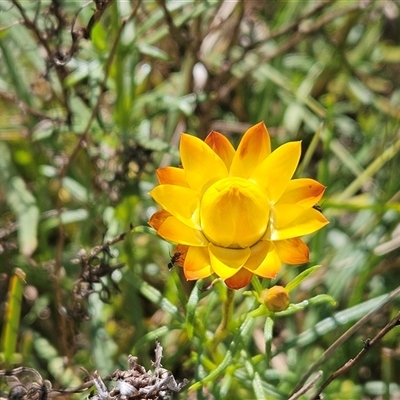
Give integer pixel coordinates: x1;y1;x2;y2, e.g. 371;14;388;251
168;251;182;270
313;204;322;213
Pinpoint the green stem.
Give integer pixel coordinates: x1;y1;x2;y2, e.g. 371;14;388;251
213;289;235;349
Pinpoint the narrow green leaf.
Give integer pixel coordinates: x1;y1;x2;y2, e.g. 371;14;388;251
136;43;170;61
264;316;274;361
0;39;32;105
8;176;39;256
253;371;267;400
62;177;89;203
1;268;26;367
186;281;202;339
285;265;321;293
33;335;81;387
126;274;184;324
0;142;39;256
41;209;89;231
131;326;171;354
91;22;108;52
275;294;336;317
334;136;400;202
189;315;255;390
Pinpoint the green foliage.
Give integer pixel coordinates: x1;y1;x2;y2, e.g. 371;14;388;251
1;1;400;399
1;269;25;367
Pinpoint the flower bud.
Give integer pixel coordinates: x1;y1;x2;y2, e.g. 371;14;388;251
262;286;290;312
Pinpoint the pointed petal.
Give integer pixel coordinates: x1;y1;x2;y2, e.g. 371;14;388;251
208;243;251;280
156;215;209;246
271;204;307;230
230;122;271;178
156;167;189;187
245;240;271;271
250;141;302;203
149;209;171;231
205;131;235;170
184;246;213;280
272;208;329;240
278;178;326;207
225;268;253;290
244;240;281;279
180;133;228;192
275;238;309;264
150;184;201;229
251;244;281;279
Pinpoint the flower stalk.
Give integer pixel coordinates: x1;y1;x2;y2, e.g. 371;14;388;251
212;288;235;350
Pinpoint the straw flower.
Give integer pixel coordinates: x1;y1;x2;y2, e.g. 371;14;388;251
149;122;328;289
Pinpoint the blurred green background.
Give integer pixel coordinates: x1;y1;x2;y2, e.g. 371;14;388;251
1;1;400;399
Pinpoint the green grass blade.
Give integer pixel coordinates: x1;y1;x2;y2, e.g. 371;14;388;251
1;268;26;367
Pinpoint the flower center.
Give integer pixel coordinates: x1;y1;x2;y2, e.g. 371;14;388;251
200;177;270;248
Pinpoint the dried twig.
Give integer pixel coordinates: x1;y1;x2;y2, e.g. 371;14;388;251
217;1;369;103
310;310;400;399
53;0;141;355
264;0;333;42
9;0;73;116
290;284;400;397
72;225;133;317
10;0;54;60
84;0;115;39
156;0;189;47
288;371;323;400
56;0;142;185
0;90;65;122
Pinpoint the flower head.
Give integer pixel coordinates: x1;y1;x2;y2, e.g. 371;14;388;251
149;122;328;290
261;286;290;312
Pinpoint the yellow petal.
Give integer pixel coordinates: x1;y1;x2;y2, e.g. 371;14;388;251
184;246;213;280
244;240;281;278
208;243;251;280
205;131;235;170
173;244;189;267
230;122;271;178
271;204;307;230
278;178;326;207
272;208;329;240
149;209;171;231
156;167;189;187
250;141;301;203
180;133;228;192
250;244;281;279
200;177;270;248
225;268;253;290
274;238;309;264
157;215;209;246
245;240;272;271
150;184;201;229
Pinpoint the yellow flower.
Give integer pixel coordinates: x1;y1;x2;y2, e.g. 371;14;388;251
149;122;328;290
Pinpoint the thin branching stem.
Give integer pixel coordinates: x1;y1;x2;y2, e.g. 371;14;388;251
53;1;142;357
291;284;400;396
310;310;400;399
